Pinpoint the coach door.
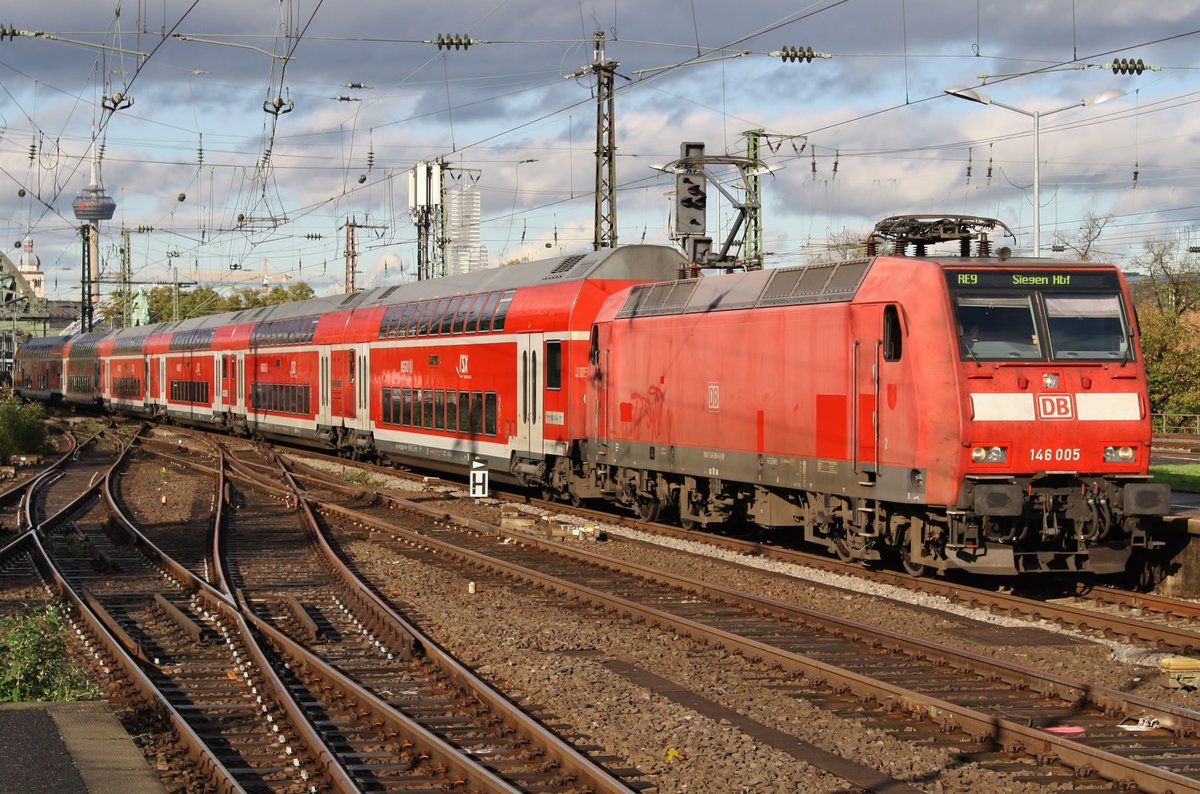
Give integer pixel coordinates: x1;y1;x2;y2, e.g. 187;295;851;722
158;355;167;403
217;355;237;412
516;334;545;456
329;348;355;421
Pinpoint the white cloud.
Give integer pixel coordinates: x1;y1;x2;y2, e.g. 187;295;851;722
2;0;1199;298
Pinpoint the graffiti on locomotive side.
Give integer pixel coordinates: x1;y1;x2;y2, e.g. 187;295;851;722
628;385;667;435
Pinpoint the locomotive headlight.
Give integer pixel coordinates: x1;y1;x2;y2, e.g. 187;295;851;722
1042;373;1060;389
1103;445;1136;463
971;445;1008;464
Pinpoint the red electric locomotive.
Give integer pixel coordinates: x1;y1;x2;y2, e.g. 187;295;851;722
572;216;1169;575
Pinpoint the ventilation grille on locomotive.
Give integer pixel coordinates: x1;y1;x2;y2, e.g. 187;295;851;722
617;259;872;319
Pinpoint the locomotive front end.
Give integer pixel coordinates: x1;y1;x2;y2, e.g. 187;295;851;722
945;264;1170;574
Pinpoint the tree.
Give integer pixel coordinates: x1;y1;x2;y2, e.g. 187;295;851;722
1051;211;1112;261
142;282;316;322
0;395;48;463
807;229;875;263
1128;239;1200;414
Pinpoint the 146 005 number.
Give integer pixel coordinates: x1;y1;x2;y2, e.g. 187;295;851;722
1031;447;1080;462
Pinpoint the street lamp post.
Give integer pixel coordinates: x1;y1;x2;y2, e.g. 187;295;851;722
944;86;1125;257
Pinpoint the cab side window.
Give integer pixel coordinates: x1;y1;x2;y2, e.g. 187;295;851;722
883;305;902;362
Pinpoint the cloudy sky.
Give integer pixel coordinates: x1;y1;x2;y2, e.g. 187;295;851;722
2;0;1199;300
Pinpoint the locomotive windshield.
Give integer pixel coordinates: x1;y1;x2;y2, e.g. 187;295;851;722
950;270;1132;362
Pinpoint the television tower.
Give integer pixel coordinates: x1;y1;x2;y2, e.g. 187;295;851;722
72;139;116;333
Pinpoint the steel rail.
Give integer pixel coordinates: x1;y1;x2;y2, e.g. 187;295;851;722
263;450;642;794
316;493;1200;793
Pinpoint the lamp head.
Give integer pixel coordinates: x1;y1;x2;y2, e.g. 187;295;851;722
1084;88;1126;107
944;86;993;105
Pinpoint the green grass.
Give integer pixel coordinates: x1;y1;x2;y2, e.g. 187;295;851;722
1150;463;1200;493
0;604;99;702
343;468;386;489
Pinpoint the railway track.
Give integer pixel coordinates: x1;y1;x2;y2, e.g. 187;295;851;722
275;444;1200;655
9;422;1200;791
265;461;1200;792
0;424;648;791
1152;433;1200;463
218;443;641;793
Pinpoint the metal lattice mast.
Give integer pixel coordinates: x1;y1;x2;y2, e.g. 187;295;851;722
434;158;448;277
592;31;617;250
344;219;358;293
744;130;764;270
120;227;132;327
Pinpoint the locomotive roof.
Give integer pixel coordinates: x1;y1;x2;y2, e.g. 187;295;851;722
617;257;874;319
102;244;687;341
614;253;1126;320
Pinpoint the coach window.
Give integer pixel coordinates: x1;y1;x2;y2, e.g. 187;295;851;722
477;292;502;332
396;303;415;337
492;289;516;331
382;388;392;423
440;296;462;335
434;390;445;430
422;390;435;428
426;298;451;336
446;389;458;430
458;391;470;432
470;391;483;434
463;294;485;333
545;340;562;390
409;301;431;336
401;388;413;426
452;295;474;334
883;305;902;362
484;392;497;436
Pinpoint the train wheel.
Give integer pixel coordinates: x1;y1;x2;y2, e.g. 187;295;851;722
901;548;929;577
900;533;929;577
832;537;853;562
636;496;661;523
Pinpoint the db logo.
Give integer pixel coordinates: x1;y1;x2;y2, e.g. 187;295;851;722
1036;393;1074;420
707;383;720;411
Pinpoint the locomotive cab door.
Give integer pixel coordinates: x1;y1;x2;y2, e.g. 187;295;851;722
849;304;882;480
850;303;910;492
516;333;544;457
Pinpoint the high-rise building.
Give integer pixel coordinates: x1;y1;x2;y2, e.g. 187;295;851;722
444;179;488;276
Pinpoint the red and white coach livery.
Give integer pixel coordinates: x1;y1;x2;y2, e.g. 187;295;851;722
15;216;1170;577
